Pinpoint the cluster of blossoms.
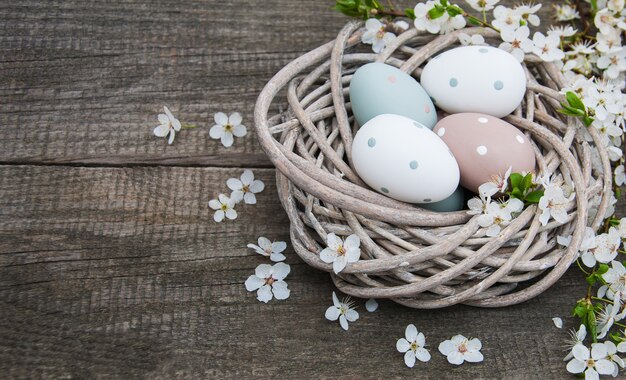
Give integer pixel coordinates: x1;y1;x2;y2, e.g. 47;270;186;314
564;324;626;378
153;109;248;146
209;169;265;222
395;324;483;367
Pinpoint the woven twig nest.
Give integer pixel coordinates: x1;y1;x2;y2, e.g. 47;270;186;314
254;22;614;308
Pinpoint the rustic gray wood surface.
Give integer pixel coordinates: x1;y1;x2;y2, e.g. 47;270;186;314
1;1;624;379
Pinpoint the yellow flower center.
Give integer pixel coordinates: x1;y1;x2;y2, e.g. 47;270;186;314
242;185;250;193
458;342;468;353
225;124;233;132
221;204;228;211
586;358;595;369
337;245;346;256
265;277;275;286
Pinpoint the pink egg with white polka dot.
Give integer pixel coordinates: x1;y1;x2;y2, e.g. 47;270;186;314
433;113;536;194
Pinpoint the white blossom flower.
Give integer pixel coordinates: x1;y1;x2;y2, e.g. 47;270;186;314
478;167;512;197
438;335;483;365
467;192;490;216
595;9;619;35
478;198;524;237
566;343;615;378
597;50;626;79
515;3;542;27
492;5;521;32
592;227;622;264
599;261;626;302
320;233;361;274
153;106;182;145
538;184;574;226
499;26;533;62
603;341;625;377
597;297;626;339
362;18;396;53
227;169;265;204
459;32;486;46
325;291;359;330
365;298;379;312
209;194;237;222
596;28;623;54
244;263;291;303
608;146;624;161
465;0;499;12
247;237;287;262
553;317;563;329
553;4;580;21
532;32;565;62
397;324;431;367
209;112;247;148
564;325;587;361
618;218;626;239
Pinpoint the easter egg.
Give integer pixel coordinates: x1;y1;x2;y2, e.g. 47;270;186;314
349;62;437;129
420;186;466;212
420;46;526;118
433;113;536;193
352;114;459;203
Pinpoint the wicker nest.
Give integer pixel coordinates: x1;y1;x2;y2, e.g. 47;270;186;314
254;22;613;308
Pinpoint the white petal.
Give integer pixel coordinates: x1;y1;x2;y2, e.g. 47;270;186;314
365;298;378;312
566;358;586;374
271;262;291;281
244;275;264;291
405;324;418;342
225;208;237;220
573;344;591;361
232;124;247;137
230;190;244;204
345;247;361;263
153;124;170;137
257;237;272;250
467;338;482;351
214;112;228;125
345;309;359;322
416;332;425;347
256;284;273;303
243;192;257;205
167;130;175;145
595;359;616;375
271;281;290;300
171;117;181;131
332;291;340;307
208;199;221;210
592;343;608;359
229;112;242;126
397;338;411;353
464;350;484;363
221;132;234;147
209;125;224;139
325;306;340;321
319;248;338;264
271;241;287;253
255;264;272;278
246;244;263;255
326;233;343;250
339;315;349;330
582;251;597;268
269;252;286;262
447;351;465;365
227;178;243;191
552;317;563;328
333;255;348;273
404;350;416;368
158;113;169;125
365;18;382;30
344;234;361;249
617;341;626;353
213;210;225;222
249;180;265;193
438;340;455;356
240;169;254;185
415;347;431;362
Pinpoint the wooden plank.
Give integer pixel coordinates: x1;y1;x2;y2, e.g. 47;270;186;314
2;165;622;378
0;0;554;167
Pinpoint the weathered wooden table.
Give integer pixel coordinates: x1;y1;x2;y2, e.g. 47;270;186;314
1;1;624;378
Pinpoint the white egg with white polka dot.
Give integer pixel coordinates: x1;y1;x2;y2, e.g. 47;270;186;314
351;114;460;204
420;45;527;118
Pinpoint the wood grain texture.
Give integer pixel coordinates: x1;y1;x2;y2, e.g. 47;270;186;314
0;165;602;379
0;0;623;379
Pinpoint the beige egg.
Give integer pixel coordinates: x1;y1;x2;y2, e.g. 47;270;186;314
433;113;536;193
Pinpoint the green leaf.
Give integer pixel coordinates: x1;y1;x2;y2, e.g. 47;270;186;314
405;8;416;19
586;273;599;286
428;5;446;19
561;104;586;116
525;190;544;204
558;108;583;117
447;5;463;17
566;91;586;111
573;300;588;318
583;116;594;126
509;173;523;189
587;310;597;342
522;173;534;191
440;0;449;6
